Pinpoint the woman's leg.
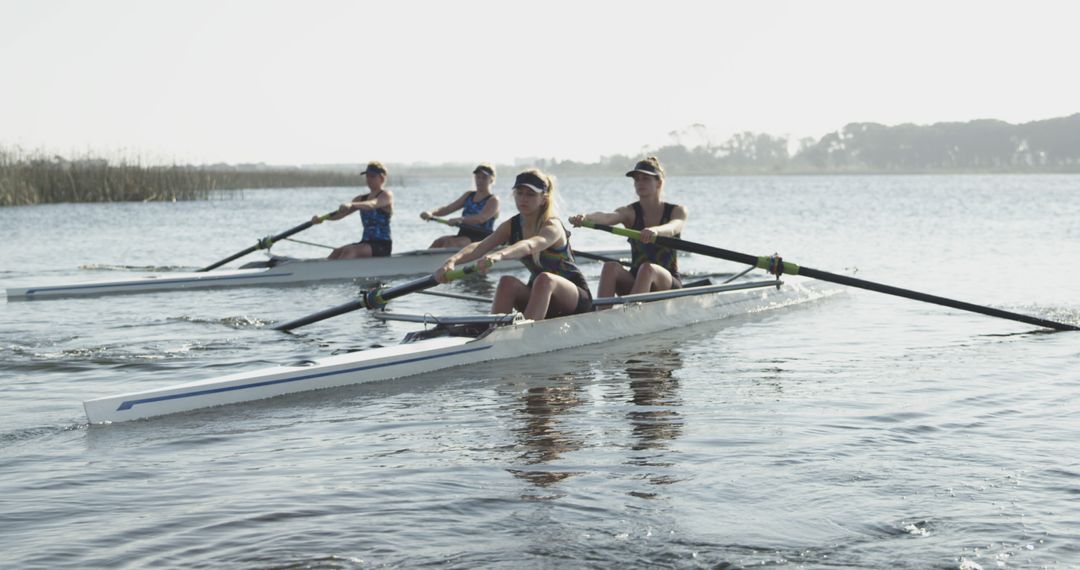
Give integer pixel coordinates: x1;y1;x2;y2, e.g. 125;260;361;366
492;275;531;314
630;262;674;294
329;243;374;260
429;236;472;249
598;261;635;298
524;273;582;320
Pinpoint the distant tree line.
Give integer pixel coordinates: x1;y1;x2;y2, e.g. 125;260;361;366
536;113;1080;175
4;113;1077;205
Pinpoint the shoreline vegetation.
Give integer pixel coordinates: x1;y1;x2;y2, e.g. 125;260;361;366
0;148;369;206
3;113;1078;206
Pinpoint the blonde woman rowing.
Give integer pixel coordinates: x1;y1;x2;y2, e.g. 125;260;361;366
436;169;592;321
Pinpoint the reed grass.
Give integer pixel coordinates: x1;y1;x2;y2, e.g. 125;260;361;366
0;147;366;206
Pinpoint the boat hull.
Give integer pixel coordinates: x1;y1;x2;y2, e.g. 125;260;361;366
6;248;627;301
84;278;822;423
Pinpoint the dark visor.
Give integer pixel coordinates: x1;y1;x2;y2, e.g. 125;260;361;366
513;172;548;193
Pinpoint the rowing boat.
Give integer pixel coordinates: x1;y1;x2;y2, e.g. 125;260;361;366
84;276;829;423
5;247;627;301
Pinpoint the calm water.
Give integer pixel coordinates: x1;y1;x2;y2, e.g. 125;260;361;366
2;175;1079;569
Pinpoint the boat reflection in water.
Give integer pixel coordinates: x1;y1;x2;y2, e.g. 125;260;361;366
505;348;686;495
507;373;587;489
625;349;684;452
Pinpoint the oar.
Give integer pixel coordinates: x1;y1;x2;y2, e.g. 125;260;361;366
427;216;628;266
274;262;487;331
582;221;1079;332
198;211;336;272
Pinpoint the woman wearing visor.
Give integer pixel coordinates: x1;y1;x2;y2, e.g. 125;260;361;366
436;168;593;321
569;156;686;299
312;161;394;259
420;163;500;248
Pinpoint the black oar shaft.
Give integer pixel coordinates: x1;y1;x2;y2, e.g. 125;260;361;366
797;265;1079;331
573;250;628;266
273;264;483;332
199;211;335;272
584;222;1078;332
370;275;439;307
273;299;367;331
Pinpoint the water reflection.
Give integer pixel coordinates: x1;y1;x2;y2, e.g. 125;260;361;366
625;349;684;453
505;348;687;494
453;273;497;300
507;373;585;488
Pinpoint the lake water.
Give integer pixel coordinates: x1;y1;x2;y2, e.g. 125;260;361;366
2;175;1079;569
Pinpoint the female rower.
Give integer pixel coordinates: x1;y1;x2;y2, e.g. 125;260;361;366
569;156;686;298
419;163;500;248
436;168;592;321
312;161;393;259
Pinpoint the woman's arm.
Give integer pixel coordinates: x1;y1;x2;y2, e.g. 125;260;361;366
317;193;368;223
435;220;511;281
569;205;634;228
457;195;500;226
482;219;562;266
353;189;393;212
422;192;469;220
640;205;688;243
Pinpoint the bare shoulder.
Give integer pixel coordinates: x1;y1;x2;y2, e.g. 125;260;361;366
492;217;512;236
541;218;568;241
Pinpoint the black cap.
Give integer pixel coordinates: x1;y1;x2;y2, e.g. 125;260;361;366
473;163;495;177
625;160;661;178
513;171;548;194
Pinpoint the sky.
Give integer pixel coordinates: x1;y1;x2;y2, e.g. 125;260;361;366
3;0;1078;166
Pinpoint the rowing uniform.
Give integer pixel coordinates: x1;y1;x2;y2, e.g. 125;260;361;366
509;214;594;317
628;202;682;288
456;192;496;242
355;192;392;257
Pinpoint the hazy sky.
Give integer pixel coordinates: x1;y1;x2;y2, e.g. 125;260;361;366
3;0;1078;166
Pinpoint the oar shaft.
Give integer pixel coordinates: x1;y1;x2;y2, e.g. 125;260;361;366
796;266;1080;331
585;222;758;265
574;249;629;266
273;299;367;331
583;221;1079;332
366;264;481;307
199;211;335;272
273;263;484;331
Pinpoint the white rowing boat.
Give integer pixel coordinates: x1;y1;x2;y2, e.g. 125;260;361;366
84;276;830;423
5;248;627;301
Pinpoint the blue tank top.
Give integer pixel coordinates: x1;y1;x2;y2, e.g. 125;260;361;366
508;215;590;290
629;202;680;279
360;192;392;242
462;192;495;233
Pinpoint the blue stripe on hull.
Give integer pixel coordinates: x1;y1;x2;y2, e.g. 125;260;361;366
116;343;491;412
